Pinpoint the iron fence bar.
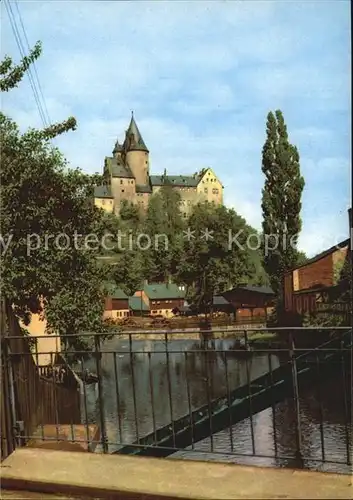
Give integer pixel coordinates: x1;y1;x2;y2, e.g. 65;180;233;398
184;351;195;450
315;352;325;463
268;352;278;458
70;421;75;444
50;352;60;444
113;352;123;444
165;332;176;449
245;354;256;456
129;334;139;442
340;341;351;466
289;333;303;463
1;338;16;457
148;351;157;444
94;335;108;453
223;350;234;453
5;346;352;356
80;355;90;449
6;326;351;341
204;340;213;453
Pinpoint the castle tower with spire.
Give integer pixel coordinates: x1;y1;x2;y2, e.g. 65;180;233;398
123;112;149;185
94;113;223;216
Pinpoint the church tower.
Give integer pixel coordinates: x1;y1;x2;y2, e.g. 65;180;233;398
123;112;149;186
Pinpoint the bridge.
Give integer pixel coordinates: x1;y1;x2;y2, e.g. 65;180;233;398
115;328;352;459
2;322;351;474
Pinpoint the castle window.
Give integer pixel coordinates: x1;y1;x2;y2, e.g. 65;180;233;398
204;188;208;193
120;180;123;184
212;188;219;194
122;189;125;193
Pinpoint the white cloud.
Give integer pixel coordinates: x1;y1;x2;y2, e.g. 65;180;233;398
2;0;350;255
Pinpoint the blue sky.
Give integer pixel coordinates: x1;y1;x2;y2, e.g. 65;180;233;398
2;0;351;256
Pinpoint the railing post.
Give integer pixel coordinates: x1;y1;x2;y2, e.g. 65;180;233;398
289;332;303;465
94;334;108;453
1;337;16;456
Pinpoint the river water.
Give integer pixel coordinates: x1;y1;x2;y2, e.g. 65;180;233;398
80;338;352;474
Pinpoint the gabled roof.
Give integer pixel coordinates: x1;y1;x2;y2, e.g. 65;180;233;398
286;238;350;274
112;164;134;178
197;167;217;182
128;296;149;311
143;283;185;300
105;157;134;178
213;295;230;306
224;285;274;296
150;175;198;188
105;283;128;299
124;114;148;152
94;185;113;199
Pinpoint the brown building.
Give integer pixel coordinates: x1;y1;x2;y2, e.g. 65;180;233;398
222;285;275;320
134;283;185;318
104;285;130;320
284;238;350;317
94;113;223;216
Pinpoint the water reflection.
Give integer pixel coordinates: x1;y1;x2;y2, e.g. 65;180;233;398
81;338;351;474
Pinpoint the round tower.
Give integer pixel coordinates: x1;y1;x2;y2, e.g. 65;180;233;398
124;112;149;186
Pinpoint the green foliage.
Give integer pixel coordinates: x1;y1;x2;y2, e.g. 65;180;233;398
302;254;351;328
176;203;256;311
1;44;110;353
296;251;308;266
142;184;185;282
261;110;305;299
1;41;42;92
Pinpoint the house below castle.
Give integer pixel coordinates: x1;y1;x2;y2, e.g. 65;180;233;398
94;113;223;216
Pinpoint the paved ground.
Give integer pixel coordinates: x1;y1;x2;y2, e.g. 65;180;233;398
1;448;352;499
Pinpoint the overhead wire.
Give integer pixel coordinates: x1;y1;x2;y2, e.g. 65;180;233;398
14;0;52;128
4;0;50;129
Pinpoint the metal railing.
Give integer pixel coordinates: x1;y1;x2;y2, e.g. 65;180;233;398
1;326;352;474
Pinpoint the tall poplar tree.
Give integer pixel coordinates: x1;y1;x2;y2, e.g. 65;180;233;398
261;110;305;300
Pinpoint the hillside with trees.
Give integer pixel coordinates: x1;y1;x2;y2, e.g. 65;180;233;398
1;41;270;353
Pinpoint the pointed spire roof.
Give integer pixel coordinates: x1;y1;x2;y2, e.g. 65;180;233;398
112;138;123;155
124;112;149;152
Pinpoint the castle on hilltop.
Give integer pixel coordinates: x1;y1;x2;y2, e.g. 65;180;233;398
94;113;223;216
